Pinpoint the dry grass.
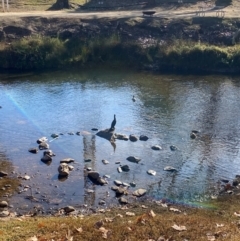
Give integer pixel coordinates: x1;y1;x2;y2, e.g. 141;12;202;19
1;195;240;241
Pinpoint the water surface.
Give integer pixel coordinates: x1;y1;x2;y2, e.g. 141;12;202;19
1;67;240;212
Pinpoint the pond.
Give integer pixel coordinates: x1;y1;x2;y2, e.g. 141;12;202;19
1;67;240;213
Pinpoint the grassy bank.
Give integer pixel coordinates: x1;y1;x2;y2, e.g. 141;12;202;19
1;36;240;74
1;195;240;241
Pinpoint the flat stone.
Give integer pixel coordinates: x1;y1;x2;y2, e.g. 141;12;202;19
114;180;123;186
164;166;177;172
84;159;92;162
28;148;38;154
147;170;156;176
126;156;141;163
139;135;149;141
132;188;147;197
60;158;75;163
151;145;162;150
102;159;109;165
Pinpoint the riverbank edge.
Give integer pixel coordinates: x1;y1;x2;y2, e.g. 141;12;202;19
1;35;240;75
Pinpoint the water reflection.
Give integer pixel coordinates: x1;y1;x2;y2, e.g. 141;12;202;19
1;68;240;211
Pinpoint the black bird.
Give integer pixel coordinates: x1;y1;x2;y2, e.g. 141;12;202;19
110;114;116;130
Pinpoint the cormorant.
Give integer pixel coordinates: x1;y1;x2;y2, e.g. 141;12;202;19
110;114;116;130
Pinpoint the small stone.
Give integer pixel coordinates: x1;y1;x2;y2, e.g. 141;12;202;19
99;200;106;205
84;159;92;162
102;159;109;165
64;206;75;213
126;156;141;163
147;170;156;176
0;171;8;177
130;182;136;187
151;145;162;150
76;131;81;135
0;210;9;217
122;182;130;187
170;145;178;151
68;165;74;171
86;167;92;171
41;154;52;163
37;137;48;144
115;161;121;164
164;166;177;172
114;180;123;186
129;134;138;142
68;132;74;135
139;135;149;141
28;148;38;154
51;133;59;138
132;188;147;197
0;201;8;208
117;167;122;173
43;150;56;157
121;165;130;172
190;132;197;139
24;175;31;180
103;175;110;179
39;142;49;150
119;197;128;204
91;128;98;131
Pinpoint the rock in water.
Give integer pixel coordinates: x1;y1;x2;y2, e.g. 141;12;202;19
126;156;141;163
96;129;115;142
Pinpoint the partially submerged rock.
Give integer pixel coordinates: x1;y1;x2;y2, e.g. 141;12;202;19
87;171;107;185
102;159;109;165
129;134;138;142
132;188;147;197
147;169;156;176
96;128;115;142
164;166;177;172
126;156;141;163
37;137;48;144
139;135;149;141
39;142;49;150
28;148;38;154
43;150;56;157
58;163;70;176
151;145;162;150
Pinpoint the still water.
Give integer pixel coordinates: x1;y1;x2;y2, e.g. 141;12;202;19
1;67;240;212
